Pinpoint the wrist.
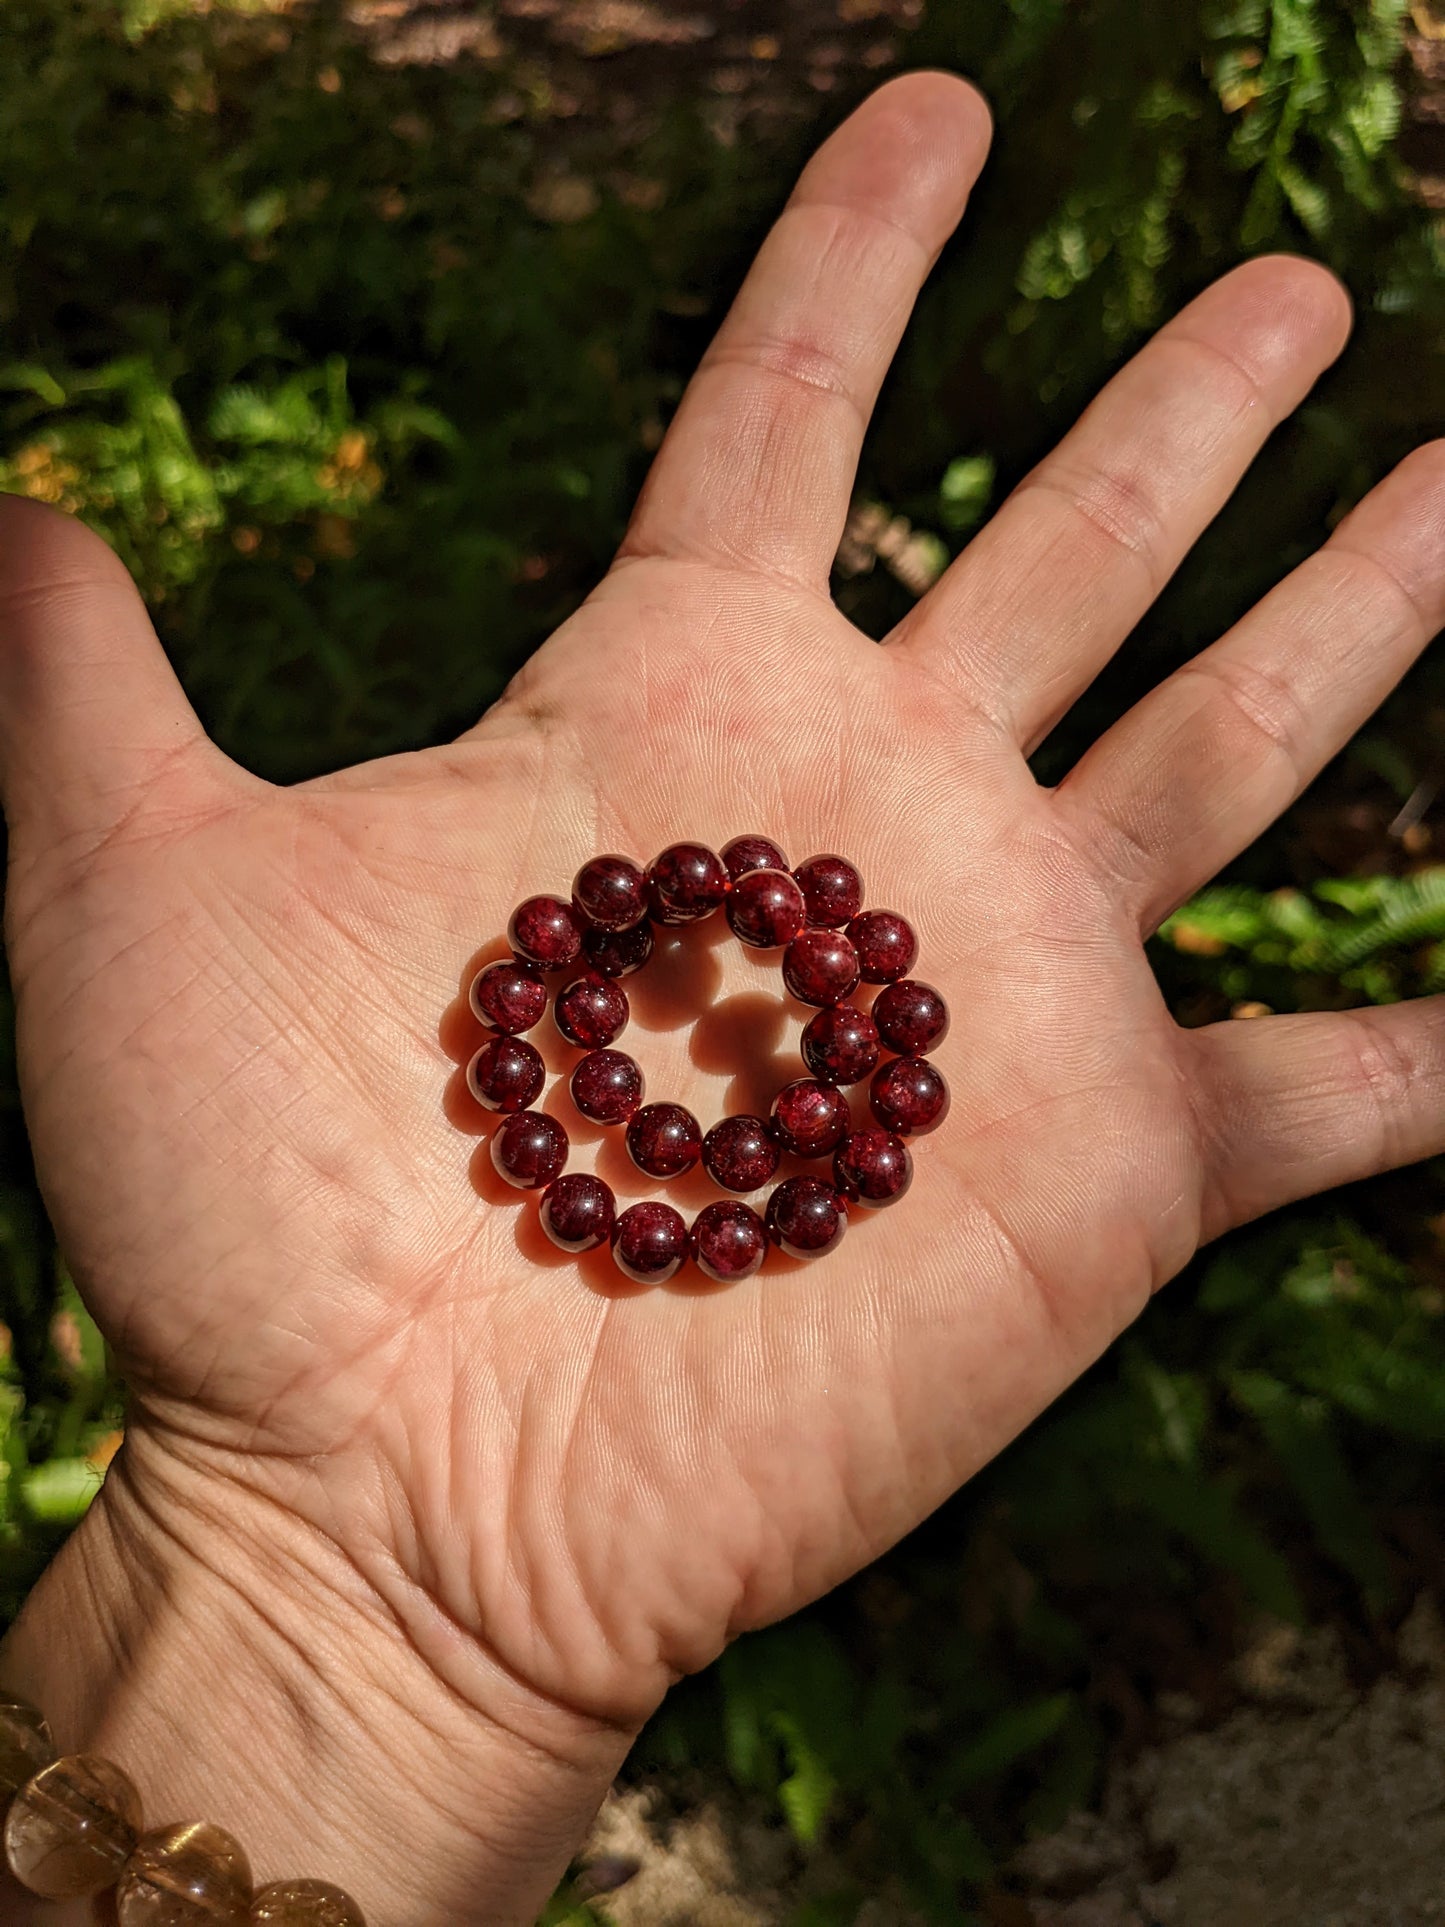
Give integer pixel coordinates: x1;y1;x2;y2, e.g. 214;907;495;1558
0;1438;637;1925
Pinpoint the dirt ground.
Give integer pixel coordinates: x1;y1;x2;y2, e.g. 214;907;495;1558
573;1601;1445;1925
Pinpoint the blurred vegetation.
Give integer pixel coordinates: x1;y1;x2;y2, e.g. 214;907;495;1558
3;0;1445;1918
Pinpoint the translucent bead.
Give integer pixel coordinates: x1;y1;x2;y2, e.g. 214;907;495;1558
5;1753;142;1899
625;1102;702;1179
249;1880;366;1926
719;834;788;882
612;1201;690;1283
691;1201;767;1283
116;1821;252;1924
0;1693;55;1805
793;854;862;929
725;869;806;949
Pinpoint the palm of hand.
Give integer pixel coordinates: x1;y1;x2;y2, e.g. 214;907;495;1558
5;75;1444;1732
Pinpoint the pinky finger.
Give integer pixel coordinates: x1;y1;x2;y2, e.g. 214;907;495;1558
1186;998;1445;1240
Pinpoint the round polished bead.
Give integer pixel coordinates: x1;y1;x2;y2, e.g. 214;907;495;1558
783;929;860;1008
540;1173;616;1253
554;972;629;1050
720;834;789;882
647;843;729;924
570;1049;645;1125
489;1110;569;1189
872;979;949;1056
794;853;863;929
691;1201;768;1283
0;1695;55;1807
870;1056;950;1135
833;1128;913;1208
116;1821;252;1925
508;895;584;971
847;910;918;985
583;919;654;979
467;1037;545;1113
626;1102;703;1178
5;1753;142;1899
800;1004;880;1086
765;1177;848;1260
250;1882;365;1926
726;869;807;949
770;1079;852;1158
702;1114;780;1193
572;854;648;932
612;1200;690;1283
468;958;547;1035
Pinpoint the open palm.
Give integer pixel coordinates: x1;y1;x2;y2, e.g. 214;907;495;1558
4;72;1445;1923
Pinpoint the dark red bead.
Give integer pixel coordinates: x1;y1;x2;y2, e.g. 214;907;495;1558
801;1004;880;1086
765;1176;848;1260
554;972;629;1050
570;1049;645;1124
571;854;648;932
583;920;654;979
612;1200;690;1283
721;834;789;882
647;843;729;924
783;928;860;1007
469;958;547;1035
870;1056;950;1135
540;1173;616;1252
847;910;918;985
726;869;807;950
833;1128;912;1208
873;979;949;1056
702;1114;780;1193
794;854;863;929
770;1079;851;1157
626;1102;703;1178
468;1037;546;1113
508;895;584;971
490;1110;569;1190
691;1201;768;1283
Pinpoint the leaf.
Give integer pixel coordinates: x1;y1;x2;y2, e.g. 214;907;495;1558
947;1694;1075;1791
770;1712;837;1845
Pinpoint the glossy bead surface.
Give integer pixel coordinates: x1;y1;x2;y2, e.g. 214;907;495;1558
783;929;860;1008
489;1110;569;1189
540;1173;616;1253
583;919;654;979
720;834;789;882
626;1102;702;1178
702;1114;780;1193
571;854;648;932
612;1201;690;1283
554;972;629;1050
249;1882;365;1926
508;895;584;971
467;1037;545;1113
870;1056;950;1135
833;1128;913;1208
0;1695;54;1806
794;853;863;928
765;1177;848;1260
847;910;918;985
469;958;547;1035
770;1079;852;1158
647;843;728;924
801;1004;880;1086
691;1201;768;1283
725;868;807;949
5;1753;142;1899
116;1821;252;1925
873;979;949;1056
570;1049;645;1125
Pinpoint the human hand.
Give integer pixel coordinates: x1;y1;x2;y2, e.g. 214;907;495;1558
3;70;1443;1926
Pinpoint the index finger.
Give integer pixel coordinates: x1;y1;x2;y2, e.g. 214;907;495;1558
615;72;992;592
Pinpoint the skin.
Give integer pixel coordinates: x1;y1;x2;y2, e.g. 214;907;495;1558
2;71;1445;1925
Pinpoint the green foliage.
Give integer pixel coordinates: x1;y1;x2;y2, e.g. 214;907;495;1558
2;2;1444;1920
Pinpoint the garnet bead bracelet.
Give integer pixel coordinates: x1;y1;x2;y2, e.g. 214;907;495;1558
472;837;950;1283
0;1693;365;1920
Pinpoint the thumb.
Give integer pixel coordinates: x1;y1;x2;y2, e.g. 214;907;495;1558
0;496;238;857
